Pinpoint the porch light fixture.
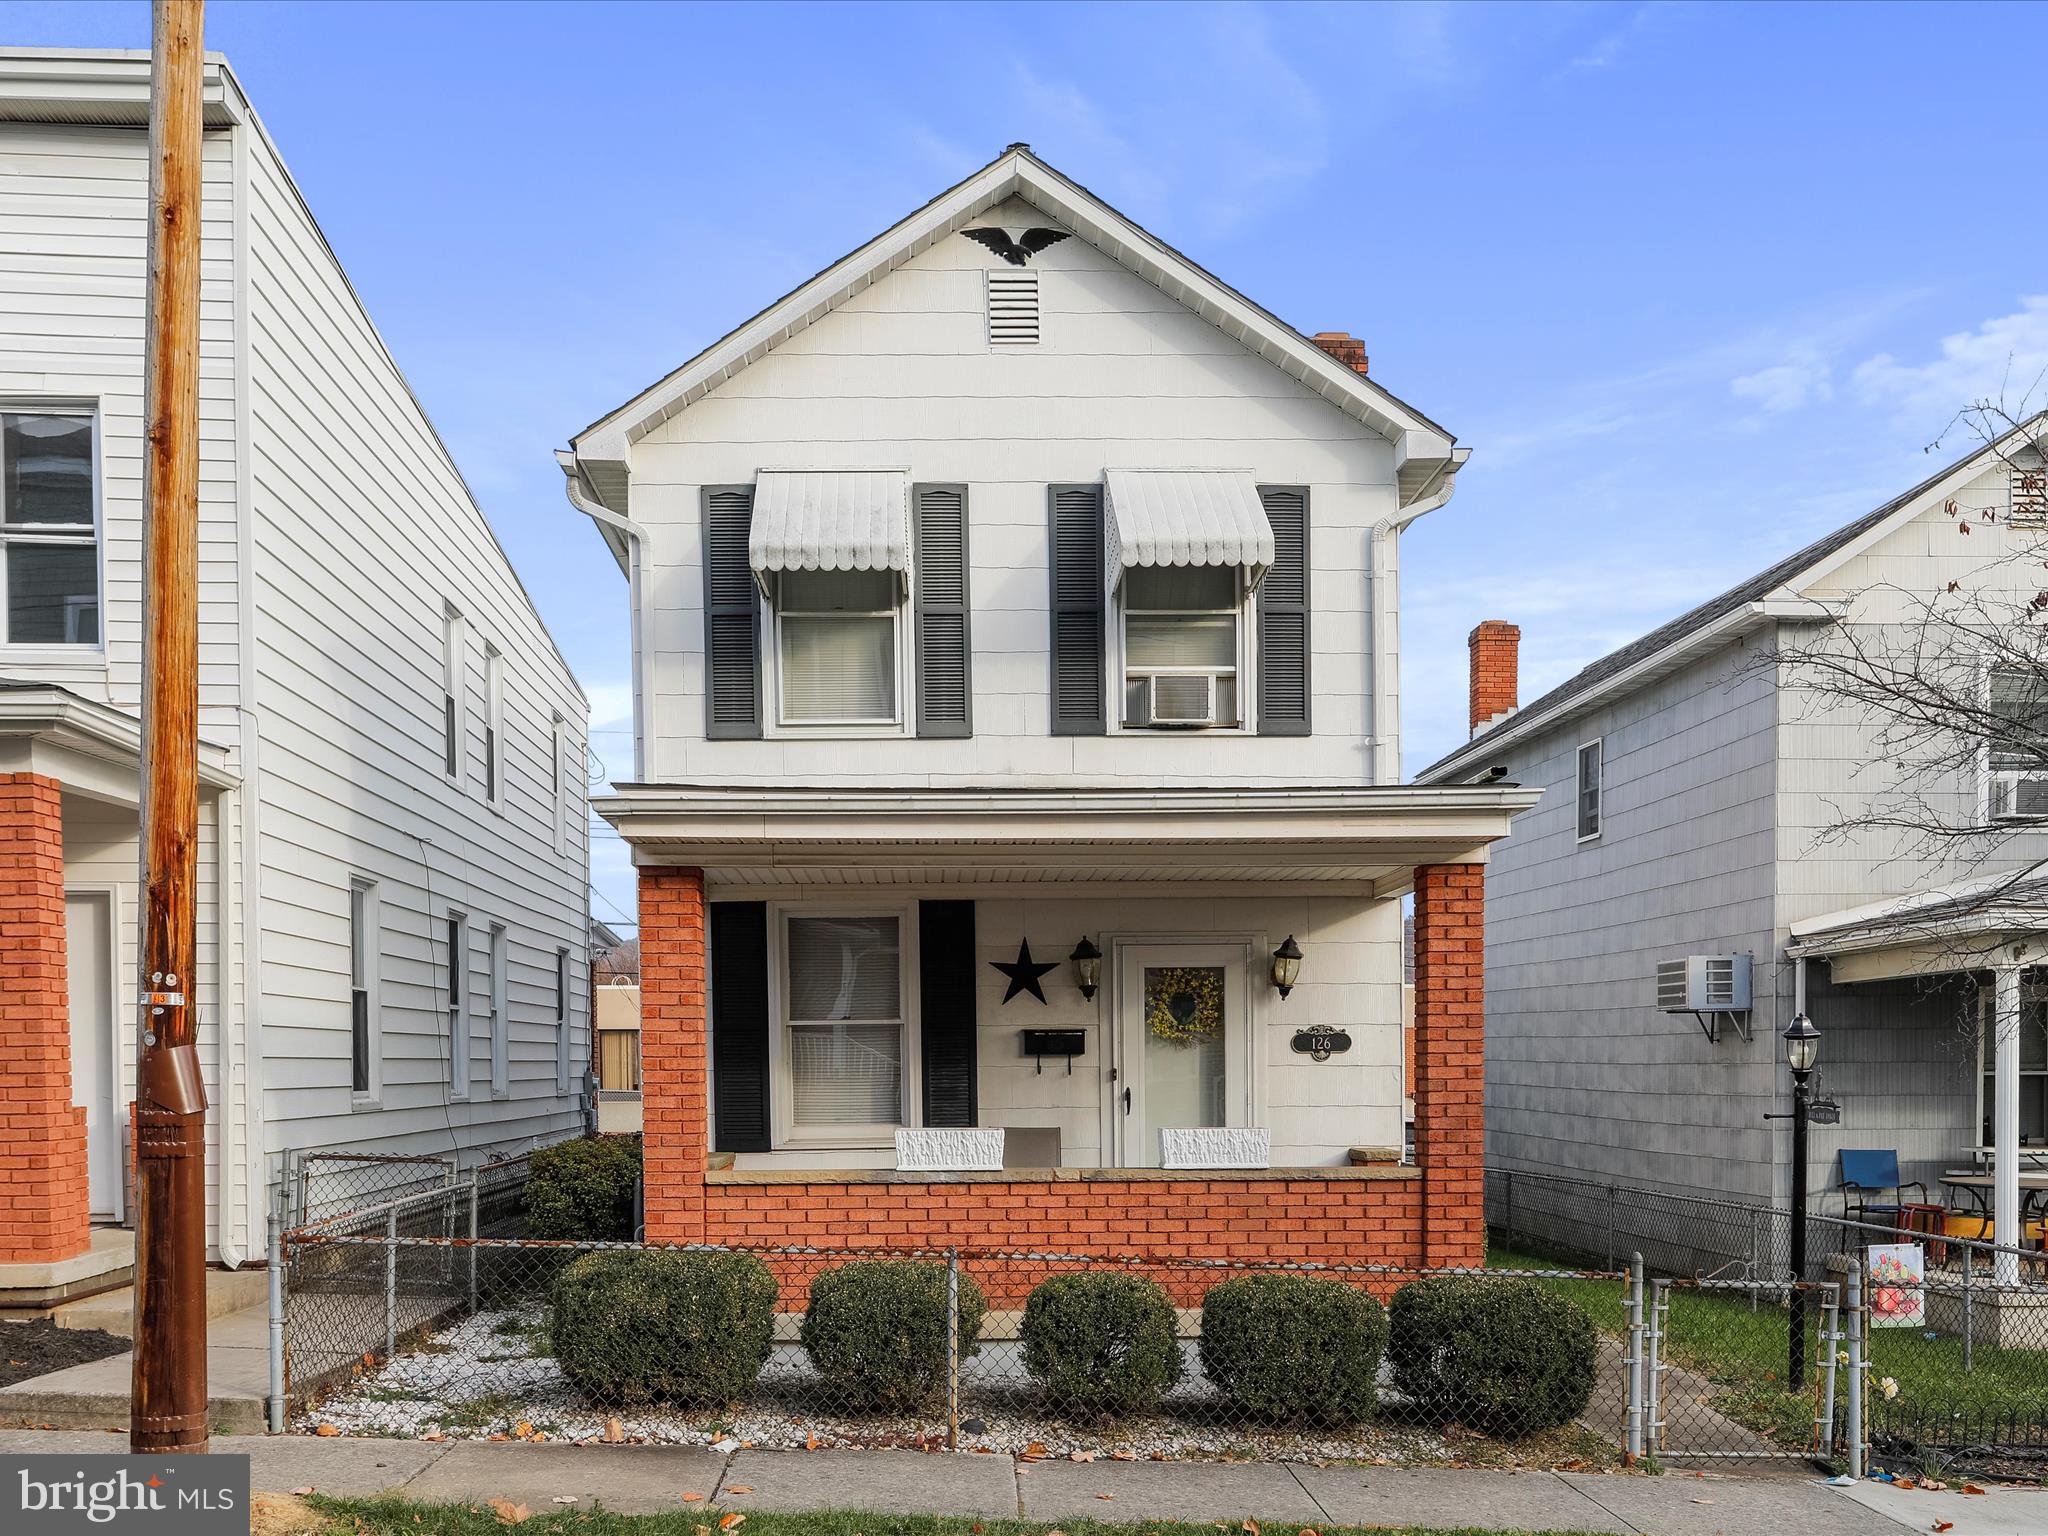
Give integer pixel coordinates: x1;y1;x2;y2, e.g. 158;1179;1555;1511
1782;1011;1820;1080
1271;935;1303;999
1069;937;1103;1001
1769;1008;1823;1390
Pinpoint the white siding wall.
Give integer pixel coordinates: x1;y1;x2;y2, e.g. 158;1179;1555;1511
633;198;1398;787
243;131;590;1173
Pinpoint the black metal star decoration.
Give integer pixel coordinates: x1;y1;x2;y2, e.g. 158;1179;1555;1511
991;938;1060;1005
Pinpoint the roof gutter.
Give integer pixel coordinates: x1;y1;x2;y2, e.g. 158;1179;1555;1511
558;453;651;782
1366;450;1467;784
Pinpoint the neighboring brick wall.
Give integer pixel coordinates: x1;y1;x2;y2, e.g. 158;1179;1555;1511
638;865;708;1243
1467;620;1520;734
1414;862;1485;1268
0;772;90;1263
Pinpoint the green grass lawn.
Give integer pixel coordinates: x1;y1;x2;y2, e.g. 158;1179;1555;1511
1488;1246;2048;1451
293;1499;1608;1536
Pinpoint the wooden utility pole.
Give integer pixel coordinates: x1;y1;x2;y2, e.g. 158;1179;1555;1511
132;0;209;1456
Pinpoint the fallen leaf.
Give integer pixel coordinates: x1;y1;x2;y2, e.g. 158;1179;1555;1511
291;1487;315;1497
515;1420;534;1439
487;1498;533;1527
718;1515;746;1532
727;1487;754;1496
1070;1451;1096;1463
1923;1480;1948;1492
1244;1522;1262;1536
421;1432;445;1443
681;1493;706;1504
314;1425;340;1438
1096;1494;1115;1502
806;1434;819;1451
1933;1523;1954;1534
604;1417;625;1444
1690;1499;1714;1506
1110;1451;1137;1462
1962;1485;1987;1496
552;1498;578;1506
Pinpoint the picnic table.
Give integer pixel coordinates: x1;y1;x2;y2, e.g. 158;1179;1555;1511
1938;1169;2048;1223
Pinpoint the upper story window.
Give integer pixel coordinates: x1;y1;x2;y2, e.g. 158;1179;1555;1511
774;568;902;726
1;411;98;646
441;605;465;781
1988;666;2048;820
483;644;505;806
1577;738;1603;841
1120;565;1244;728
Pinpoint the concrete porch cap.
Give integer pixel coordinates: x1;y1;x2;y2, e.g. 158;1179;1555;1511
596;782;1540;892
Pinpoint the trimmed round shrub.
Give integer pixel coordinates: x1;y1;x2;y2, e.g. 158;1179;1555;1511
1198;1273;1387;1426
1020;1271;1183;1417
800;1259;988;1411
525;1134;641;1240
1387;1275;1597;1435
549;1246;776;1407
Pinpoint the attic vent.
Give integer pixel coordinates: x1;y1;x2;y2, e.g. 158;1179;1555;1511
987;269;1040;347
2012;453;2047;527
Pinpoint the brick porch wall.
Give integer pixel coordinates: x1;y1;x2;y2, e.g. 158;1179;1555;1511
0;772;90;1263
639;861;1485;1264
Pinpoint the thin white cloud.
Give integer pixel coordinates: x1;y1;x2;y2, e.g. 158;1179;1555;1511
1731;343;1834;414
1852;296;2048;426
1566;4;1659;72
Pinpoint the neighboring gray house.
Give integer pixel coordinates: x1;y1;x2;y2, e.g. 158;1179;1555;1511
1417;427;2048;1271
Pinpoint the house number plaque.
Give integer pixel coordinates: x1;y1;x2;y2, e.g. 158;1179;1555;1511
1290;1025;1352;1062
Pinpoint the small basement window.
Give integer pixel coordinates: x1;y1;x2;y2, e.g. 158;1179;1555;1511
1121;565;1243;728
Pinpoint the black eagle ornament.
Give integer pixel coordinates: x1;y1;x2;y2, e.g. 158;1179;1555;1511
962;227;1070;266
991;938;1060;1005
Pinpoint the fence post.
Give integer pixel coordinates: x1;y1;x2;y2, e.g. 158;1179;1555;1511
1624;1253;1645;1464
267;1180;286;1434
1962;1241;1974;1374
945;1248;960;1452
1818;1278;1840;1461
1645;1279;1666;1457
1844;1258;1865;1479
294;1149;309;1229
384;1207;399;1363
1504;1171;1515;1252
1606;1183;1617;1271
468;1176;480;1314
1750;1208;1762;1312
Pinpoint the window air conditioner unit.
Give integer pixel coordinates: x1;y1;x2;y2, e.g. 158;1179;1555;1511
1656;954;1752;1044
1991;770;2048;821
1147;672;1225;727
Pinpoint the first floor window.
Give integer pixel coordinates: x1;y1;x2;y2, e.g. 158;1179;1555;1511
775;569;900;725
488;924;508;1097
1;411;97;645
1577;739;1603;841
598;1029;642;1091
1121;565;1241;727
555;946;572;1095
1981;981;2048;1146
349;879;376;1097
446;912;470;1099
784;912;904;1129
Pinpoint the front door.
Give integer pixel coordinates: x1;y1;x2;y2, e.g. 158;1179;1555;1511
1114;942;1251;1167
66;890;120;1221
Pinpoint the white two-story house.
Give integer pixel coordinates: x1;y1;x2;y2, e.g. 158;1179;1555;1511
564;145;1533;1267
0;49;590;1301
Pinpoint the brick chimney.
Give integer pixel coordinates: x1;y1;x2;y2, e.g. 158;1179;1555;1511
1468;620;1520;735
1312;331;1369;376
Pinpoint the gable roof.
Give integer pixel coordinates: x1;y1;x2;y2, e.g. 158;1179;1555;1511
1416;419;2046;785
565;145;1462;523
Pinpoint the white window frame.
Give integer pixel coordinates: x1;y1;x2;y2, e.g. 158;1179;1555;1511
766;899;921;1150
0;405;103;658
483;644;505;810
1110;565;1256;734
766;570;912;735
1985;663;2048;823
1576;738;1603;843
1974;979;2048;1151
488;922;509;1099
555;945;573;1096
551;712;571;857
445;910;471;1101
349;878;380;1106
441;605;465;786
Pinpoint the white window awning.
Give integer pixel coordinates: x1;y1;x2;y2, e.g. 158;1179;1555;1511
1104;469;1276;590
749;470;910;578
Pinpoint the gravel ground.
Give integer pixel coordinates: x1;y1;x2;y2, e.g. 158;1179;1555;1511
0;1319;129;1387
297;1307;1608;1468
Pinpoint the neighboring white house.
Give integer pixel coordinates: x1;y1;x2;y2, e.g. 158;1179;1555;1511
562;144;1532;1269
1417;426;2048;1277
0;49;590;1292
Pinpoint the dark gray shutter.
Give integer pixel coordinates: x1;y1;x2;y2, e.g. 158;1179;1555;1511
918;900;978;1127
1257;486;1311;736
1047;484;1105;735
709;900;771;1153
702;487;761;739
915;484;972;738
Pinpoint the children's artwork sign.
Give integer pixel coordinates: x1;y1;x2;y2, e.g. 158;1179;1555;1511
1867;1242;1925;1328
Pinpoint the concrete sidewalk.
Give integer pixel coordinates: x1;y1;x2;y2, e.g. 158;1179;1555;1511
0;1429;2033;1534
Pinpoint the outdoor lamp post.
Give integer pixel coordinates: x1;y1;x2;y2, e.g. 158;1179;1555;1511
1783;1011;1820;1390
1069;937;1102;1001
1271;935;1303;999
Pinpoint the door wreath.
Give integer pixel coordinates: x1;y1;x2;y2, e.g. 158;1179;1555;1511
1145;967;1224;1045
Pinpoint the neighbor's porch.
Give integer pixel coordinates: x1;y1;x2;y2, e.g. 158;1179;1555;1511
601;782;1534;1267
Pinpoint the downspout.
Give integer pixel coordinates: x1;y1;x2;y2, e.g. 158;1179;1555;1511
1368;453;1464;786
558;454;650;784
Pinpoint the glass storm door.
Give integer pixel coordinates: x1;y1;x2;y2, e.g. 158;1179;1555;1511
1114;942;1249;1167
66;891;119;1221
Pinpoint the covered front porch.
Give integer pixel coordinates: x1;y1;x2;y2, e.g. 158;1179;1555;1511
603;782;1534;1267
1790;873;2048;1286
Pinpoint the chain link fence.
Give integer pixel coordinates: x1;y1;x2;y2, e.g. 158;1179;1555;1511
1490;1166;2048;1477
277;1222;1630;1464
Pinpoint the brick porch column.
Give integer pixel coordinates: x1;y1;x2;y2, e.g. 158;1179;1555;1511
0;773;90;1263
639;864;708;1242
1413;862;1485;1269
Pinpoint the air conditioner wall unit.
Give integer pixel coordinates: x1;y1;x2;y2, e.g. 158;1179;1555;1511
1992;770;2048;821
1657;954;1753;1042
1146;671;1224;727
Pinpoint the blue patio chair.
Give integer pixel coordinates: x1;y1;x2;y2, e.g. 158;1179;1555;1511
1837;1148;1927;1226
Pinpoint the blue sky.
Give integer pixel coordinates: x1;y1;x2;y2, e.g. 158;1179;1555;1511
14;0;2048;931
